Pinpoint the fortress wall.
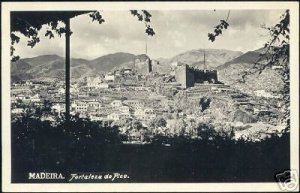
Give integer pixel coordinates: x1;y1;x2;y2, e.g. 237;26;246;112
193;69;218;84
175;64;218;88
187;67;195;87
135;59;152;75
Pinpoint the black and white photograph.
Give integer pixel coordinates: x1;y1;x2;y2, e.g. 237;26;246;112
1;1;299;192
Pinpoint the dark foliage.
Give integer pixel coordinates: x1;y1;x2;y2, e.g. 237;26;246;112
199;97;211;112
12;115;122;177
130;10;155;36
148;130;289;182
208;10;230;42
89;11;105;24
12;115;289;182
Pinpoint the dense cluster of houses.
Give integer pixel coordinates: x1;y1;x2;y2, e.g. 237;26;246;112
48;97;157;124
11;64;283;137
70;99;156;122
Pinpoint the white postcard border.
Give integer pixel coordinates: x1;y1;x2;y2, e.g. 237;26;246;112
1;1;299;192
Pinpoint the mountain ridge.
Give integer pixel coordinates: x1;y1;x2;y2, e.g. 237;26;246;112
11;48;282;94
156;49;243;71
12;49;241;81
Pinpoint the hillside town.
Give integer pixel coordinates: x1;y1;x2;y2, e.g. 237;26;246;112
6;7;293;187
11;57;286;142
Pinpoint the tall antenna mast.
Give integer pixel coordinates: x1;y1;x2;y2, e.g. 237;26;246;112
145;35;148;55
204;49;206;70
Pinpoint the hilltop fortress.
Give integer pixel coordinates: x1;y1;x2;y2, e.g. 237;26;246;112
134;58;220;88
171;62;219;88
110;55;220;89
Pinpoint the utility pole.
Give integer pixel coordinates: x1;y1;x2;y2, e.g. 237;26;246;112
203;49;206;70
65;18;71;123
145;34;148;55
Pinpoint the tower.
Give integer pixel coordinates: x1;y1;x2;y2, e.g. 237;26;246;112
203;49;207;70
175;64;194;88
145;35;148;56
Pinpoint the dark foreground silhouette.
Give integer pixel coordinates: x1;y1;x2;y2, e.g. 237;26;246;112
11;115;289;183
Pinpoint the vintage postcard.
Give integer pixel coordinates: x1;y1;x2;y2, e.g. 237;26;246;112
1;1;299;192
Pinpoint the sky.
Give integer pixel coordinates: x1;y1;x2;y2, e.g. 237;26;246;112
13;10;285;60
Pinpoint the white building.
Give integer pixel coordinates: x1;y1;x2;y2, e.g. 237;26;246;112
15;94;26;100
123;69;132;74
87;101;102;111
87;101;102;108
134;108;145;117
111;100;123;107
71;100;102;113
254;90;279;98
72;101;88;113
272;65;283;70
144;108;155;115
107;113;120;121
104;74;115;82
123;100;144;108
114;70;121;76
119;105;131;114
134;107;156;120
87;77;102;88
12;108;24;114
51;103;66;114
29;94;41;102
58;88;65;94
90;115;104;121
99;83;109;89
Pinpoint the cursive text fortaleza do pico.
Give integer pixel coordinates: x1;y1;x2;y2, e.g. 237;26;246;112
69;172;130;182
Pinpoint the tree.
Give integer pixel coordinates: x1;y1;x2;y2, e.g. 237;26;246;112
122;119;146;141
148;116;167;135
196;123;216;140
240;10;290;130
168;118;187;136
199;97;211;112
148;116;167;128
11;10;155;122
185;118;197;136
208;10;231;42
208;9;290;130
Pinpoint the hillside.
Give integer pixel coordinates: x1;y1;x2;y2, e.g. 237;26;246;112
217;49;284;93
11;54;93;81
11;53;151;81
23;54;63;65
89;52;137;72
217;51;261;70
11;59;33;82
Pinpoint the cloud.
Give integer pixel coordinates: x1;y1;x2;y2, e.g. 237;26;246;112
13;9;287;60
14;29;65;58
